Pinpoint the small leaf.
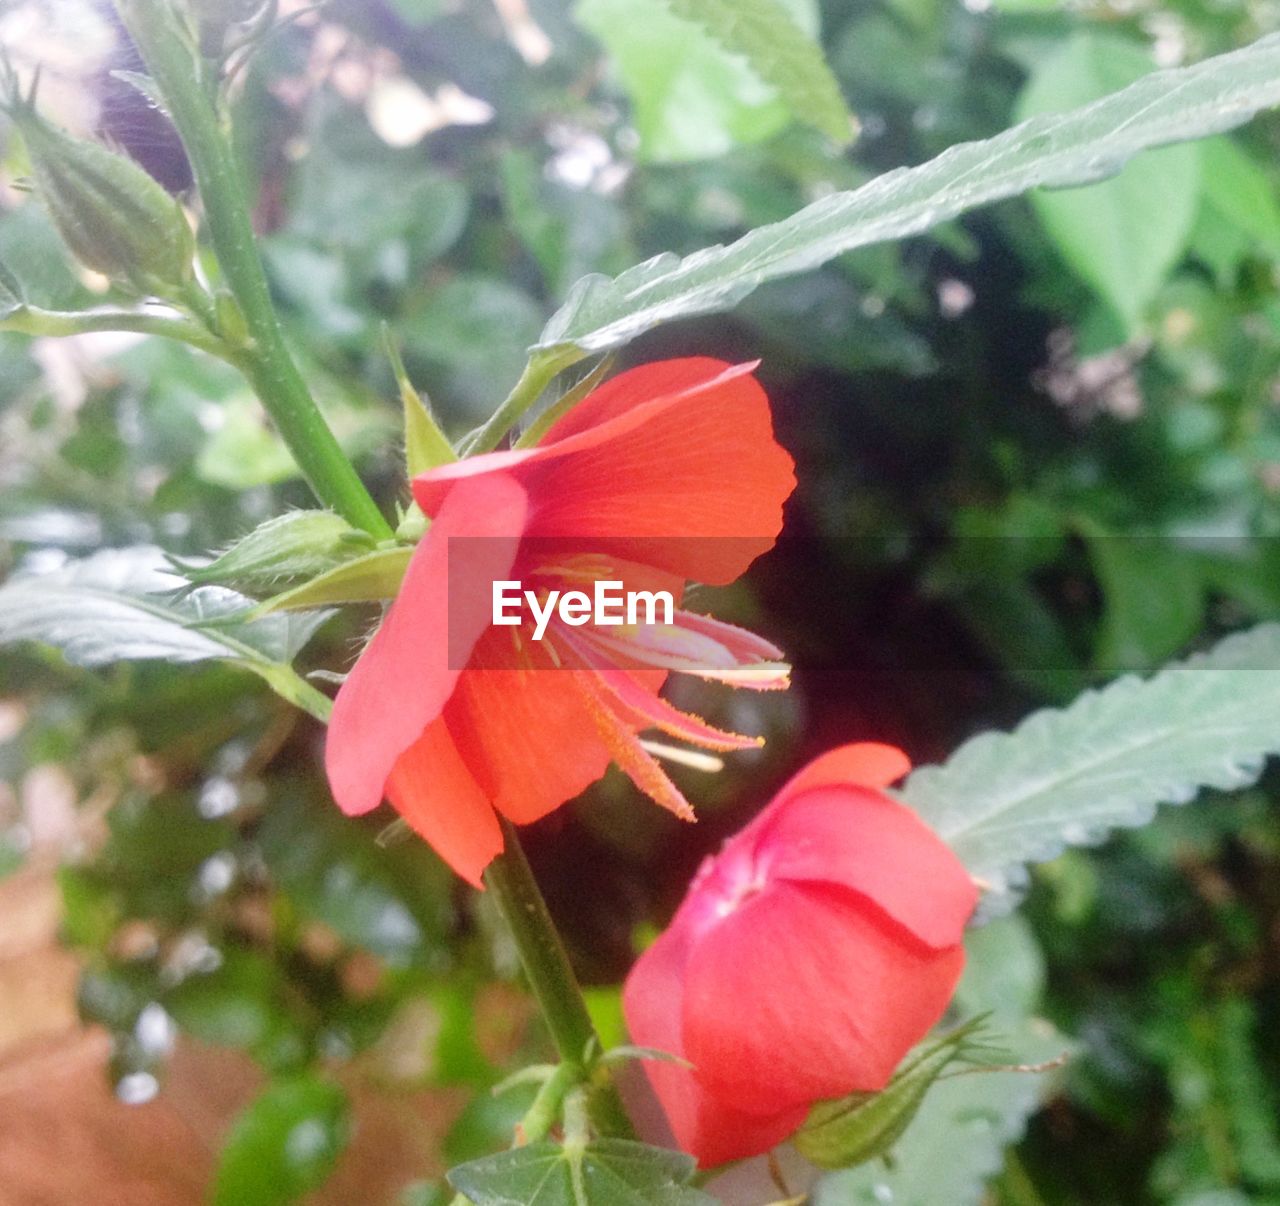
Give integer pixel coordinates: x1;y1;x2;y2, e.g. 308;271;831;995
539;32;1280;354
1078;524;1203;674
899;622;1280;920
447;1138;715;1205
0;546;328;671
576;0;802;163
212;1076;350;1206
255;546;413;613
660;0;854;143
173;510;374;593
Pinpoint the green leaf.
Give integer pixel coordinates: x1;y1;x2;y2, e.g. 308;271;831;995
255;546;412;613
574;0;807;163
1016;33;1201;328
539;32;1280;354
900;623;1280;920
447;1138;716;1205
659;0;854;143
1189;136;1280;278
257;791;449;966
173;510;375;593
0;546;329;671
212;1076;350;1206
1080;526;1203;674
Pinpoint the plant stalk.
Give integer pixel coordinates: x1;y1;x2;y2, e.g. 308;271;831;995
0;304;234;362
484;816;635;1139
464;347;584;454
112;0;392;539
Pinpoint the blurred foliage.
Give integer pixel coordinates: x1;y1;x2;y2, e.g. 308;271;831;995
1;0;1279;1202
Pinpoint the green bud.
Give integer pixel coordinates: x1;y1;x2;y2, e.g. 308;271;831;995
9;94;195;294
172;510;374;594
795;1020;985;1171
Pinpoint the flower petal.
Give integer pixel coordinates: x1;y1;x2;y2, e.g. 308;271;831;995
754;786;978;949
386;717;504;889
324;472;527;818
622;924;807;1168
774;743;912;803
682;880;966;1113
413;360;795;586
443;635;614;825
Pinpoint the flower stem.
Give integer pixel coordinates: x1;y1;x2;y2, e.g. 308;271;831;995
463;347;584;454
484;816;635;1139
112;0;392;540
0;303;234;362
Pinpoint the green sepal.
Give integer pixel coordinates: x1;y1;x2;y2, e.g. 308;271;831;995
383;325;456;475
171;510;374;594
254;546;413;614
5;82;196;295
795;1017;988;1171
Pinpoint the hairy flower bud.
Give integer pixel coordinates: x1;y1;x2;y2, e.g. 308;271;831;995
9;93;194;295
795;1021;982;1170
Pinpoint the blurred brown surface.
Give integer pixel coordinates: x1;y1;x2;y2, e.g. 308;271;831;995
0;863;464;1205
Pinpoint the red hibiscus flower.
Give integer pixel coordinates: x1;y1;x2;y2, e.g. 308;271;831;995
622;743;978;1168
324;359;796;887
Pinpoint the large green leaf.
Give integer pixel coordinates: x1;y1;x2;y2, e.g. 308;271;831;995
1016;32;1201;328
0;546;328;673
900;623;1280;920
538;32;1280;353
447;1138;715;1205
660;0;854;143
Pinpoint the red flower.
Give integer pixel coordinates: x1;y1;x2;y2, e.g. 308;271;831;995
325;359;796;887
622;743;977;1168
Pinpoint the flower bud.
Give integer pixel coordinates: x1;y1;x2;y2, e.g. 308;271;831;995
795;1022;979;1171
9;95;194;295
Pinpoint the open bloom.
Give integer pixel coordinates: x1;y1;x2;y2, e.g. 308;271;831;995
622;743;978;1168
325;359;796;886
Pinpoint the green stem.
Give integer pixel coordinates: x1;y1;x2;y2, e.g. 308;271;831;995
0;303;233;362
112;0;391;540
463;347;584;454
484;816;635;1139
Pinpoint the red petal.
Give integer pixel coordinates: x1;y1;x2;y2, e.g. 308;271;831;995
386;717;504;889
540;357;748;443
442;635;614;825
754;787;978;949
622;925;807;1168
413;360;795;586
324;473;527;818
774;743;912;803
682;880;965;1113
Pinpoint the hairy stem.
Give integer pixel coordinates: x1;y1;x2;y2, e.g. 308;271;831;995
112;0;391;539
